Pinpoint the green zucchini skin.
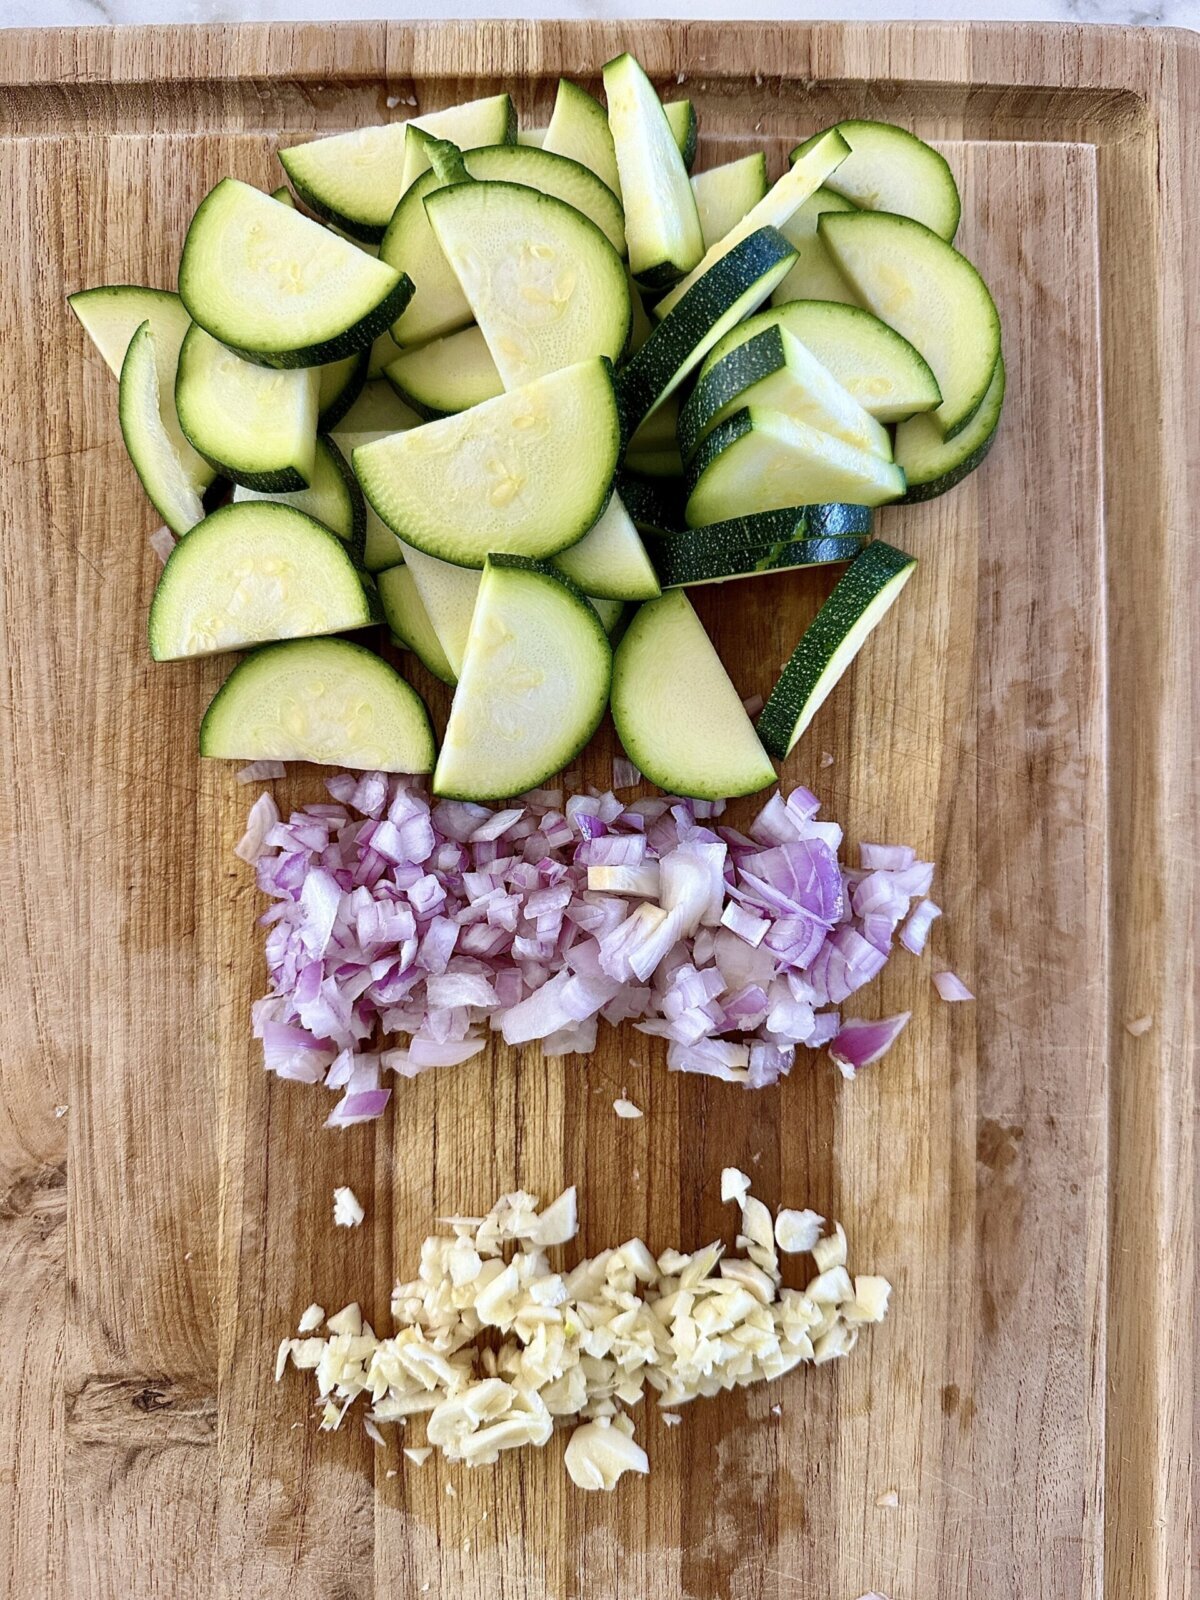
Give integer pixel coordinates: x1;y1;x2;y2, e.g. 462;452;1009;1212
677;324;787;461
615;225;797;438
653;531;866;589
897;354;1006;501
317;350;370;432
684;407;755;493
618;472;688;537
664;100;698;171
757;540;917;758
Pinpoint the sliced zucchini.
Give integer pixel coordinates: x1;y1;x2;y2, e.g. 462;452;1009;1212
615;226;797;434
398;94;517;193
69;285;216;492
379;140;474;348
119;322;206;536
148;501;373;660
179;179;414;367
625;444;683;479
354;358;620;567
332;377;421;435
626;394;681;477
433;556;611;800
691;153;769;250
367;330;404;380
653;530;865;589
518;128;547;148
677;324;891;463
618;473;687;537
278;122;411;243
819;210;1000;439
427;181;630;391
317;350;369;431
552;494;661;601
396;542;479;677
685;407;906;527
757;540;917;756
200;637;435;772
793;120;961;242
384;324;503;418
175;324;319;492
896;353;1005;501
464;143;626;257
771;187;859;307
591;597;625;635
700;299;941;424
376;563;457;684
664;100;699;171
611;590;774;799
232;434;365;559
543;79;622;199
626;273;655;354
602;54;704;289
653;127;849;319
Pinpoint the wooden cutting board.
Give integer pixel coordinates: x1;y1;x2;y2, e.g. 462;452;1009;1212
1;20;1196;1600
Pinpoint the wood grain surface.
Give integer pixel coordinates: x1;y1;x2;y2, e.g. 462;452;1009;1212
1;20;1196;1600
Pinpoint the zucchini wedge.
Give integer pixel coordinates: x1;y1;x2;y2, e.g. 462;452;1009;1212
519;128;548;148
398;94;517;193
379;139;474;348
896;354;1005;501
179;179;414;367
232;434;366;560
757;540;917;756
611;589;775;799
677;324;892;463
615;226;797;435
427;181;630;391
69;284;216;494
148;501;374;660
330;380;421;573
685;407;906;527
376;563;457;685
278;122;411;243
552;494;661;602
590;597;626;636
700;299;941;423
618;472;688;538
543;78;622;199
175;324;319;492
793;119;961;242
317;349;369;431
691;153;769;250
771;187;859;307
664;100;699;171
819;209;1000;438
395;542;480;678
384;324;503;419
353;358;621;567
653;127;849;319
464;142;626;257
118;322;207;536
200;637;435;771
603;53;704;289
433;556;612;800
652;527;866;589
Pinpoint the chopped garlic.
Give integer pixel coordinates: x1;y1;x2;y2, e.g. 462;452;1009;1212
333;1186;365;1228
363;1418;386;1448
775;1208;824;1255
326;1302;363;1337
721;1167;751;1206
875;1489;900;1509
403;1446;432;1466
613;1098;643;1120
564;1417;650;1491
1125;1014;1153;1037
811;1222;848;1274
297;1303;325;1334
660;1412;682;1427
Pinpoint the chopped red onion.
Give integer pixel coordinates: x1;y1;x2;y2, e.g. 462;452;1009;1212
933;970;974;1002
243;775;934;1117
900;898;942;955
149;526;176;563
236;759;287;784
828;1013;912;1079
612;757;642;789
741;693;764;718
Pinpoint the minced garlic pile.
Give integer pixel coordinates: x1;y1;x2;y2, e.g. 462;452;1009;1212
275;1171;890;1489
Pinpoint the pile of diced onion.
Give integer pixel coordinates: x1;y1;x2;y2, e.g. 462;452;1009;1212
275;1171;890;1488
239;774;943;1126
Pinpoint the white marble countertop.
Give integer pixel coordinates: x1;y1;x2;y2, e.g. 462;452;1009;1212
6;0;1199;32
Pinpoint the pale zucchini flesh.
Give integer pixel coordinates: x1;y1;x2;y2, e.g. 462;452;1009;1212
691;153;769;250
433;556;612;800
464;143;626;257
317;349;369;431
376;563;457;684
379;146;474;348
119;322;207;537
70;285;216;493
552;494;661;601
700;298;942;424
653;127;850;319
353;359;621;568
279;123;411;243
232;434;366;559
384;324;504;418
819;209;1000;438
611;589;775;800
685;406;906;527
148;501;373;660
794;119;961;242
663;100;699;173
396;542;481;677
897;353;1005;501
602;54;704;288
771;187;860;308
543;78;622;199
175;324;319;492
331;382;421;573
427;181;630;391
200;637;436;771
179;178;414;367
398;95;517;193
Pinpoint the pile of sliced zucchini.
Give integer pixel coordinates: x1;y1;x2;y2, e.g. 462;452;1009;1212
69;63;1003;796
